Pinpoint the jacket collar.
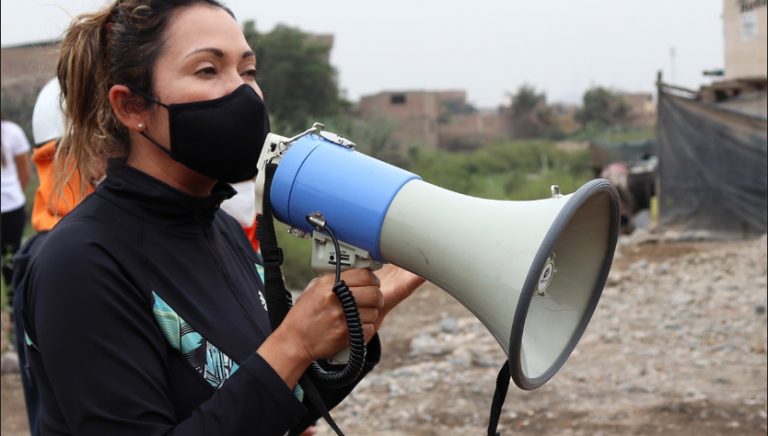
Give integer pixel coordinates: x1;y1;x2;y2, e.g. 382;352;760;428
100;159;236;225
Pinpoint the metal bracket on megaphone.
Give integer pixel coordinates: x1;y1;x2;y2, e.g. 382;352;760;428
255;123;355;219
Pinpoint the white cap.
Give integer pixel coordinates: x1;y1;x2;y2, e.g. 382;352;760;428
32;78;65;146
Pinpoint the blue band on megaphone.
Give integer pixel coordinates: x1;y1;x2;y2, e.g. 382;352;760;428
271;134;420;260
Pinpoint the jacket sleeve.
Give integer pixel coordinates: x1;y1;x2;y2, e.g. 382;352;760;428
23;231;306;436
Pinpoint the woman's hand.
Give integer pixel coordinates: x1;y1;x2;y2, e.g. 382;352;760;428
257;268;383;388
288;268;384;359
373;265;425;331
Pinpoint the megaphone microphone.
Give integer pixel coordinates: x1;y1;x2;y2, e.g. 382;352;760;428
255;123;620;432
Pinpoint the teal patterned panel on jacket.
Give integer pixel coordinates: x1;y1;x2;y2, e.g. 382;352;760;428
152;291;238;389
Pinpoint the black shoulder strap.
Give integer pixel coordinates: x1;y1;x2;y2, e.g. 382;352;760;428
487;361;511;436
257;162;345;436
256;162;293;329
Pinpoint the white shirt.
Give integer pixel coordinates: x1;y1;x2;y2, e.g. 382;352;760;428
220;180;257;227
1;120;31;213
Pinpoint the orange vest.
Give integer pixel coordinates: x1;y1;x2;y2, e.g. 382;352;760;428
30;140;94;232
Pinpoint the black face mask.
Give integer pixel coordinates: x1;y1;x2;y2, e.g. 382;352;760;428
135;84;270;183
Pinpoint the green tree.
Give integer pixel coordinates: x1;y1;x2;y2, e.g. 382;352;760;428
511;84;543;115
575;87;629;128
244;22;342;133
507;84;562;139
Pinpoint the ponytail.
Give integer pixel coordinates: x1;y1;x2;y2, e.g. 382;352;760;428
55;3;118;200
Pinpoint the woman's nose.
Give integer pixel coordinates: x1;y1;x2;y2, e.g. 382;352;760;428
224;69;248;89
223;70;262;99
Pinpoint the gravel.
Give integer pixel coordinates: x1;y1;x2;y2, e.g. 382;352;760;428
316;235;768;435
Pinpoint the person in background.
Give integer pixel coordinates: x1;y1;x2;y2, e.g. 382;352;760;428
600;162;635;234
11;78;94;436
21;1;423;435
28;79;95;234
1;116;32;293
221;179;261;254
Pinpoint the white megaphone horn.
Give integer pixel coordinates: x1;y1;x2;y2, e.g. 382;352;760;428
255;123;620;391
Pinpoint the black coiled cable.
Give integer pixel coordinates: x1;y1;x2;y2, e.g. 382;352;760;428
305;218;367;388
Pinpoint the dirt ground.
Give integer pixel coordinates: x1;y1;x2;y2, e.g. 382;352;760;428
2;236;767;435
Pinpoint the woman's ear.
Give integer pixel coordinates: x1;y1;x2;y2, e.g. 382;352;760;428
108;85;150;132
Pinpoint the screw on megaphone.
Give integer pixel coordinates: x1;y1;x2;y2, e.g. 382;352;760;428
306;211;327;231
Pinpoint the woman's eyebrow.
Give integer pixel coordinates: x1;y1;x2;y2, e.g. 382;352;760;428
184;48;256;60
185;47;224;59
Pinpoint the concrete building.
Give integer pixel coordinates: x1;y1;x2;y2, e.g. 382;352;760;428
722;0;767;79
619;93;656;128
1;40;59;99
696;1;767;117
358;90;510;152
437;109;510;151
1;40;59;134
358;91;441;151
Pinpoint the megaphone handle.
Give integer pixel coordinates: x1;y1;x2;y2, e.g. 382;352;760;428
298;215;368;388
327;345;351;365
310;232;381;364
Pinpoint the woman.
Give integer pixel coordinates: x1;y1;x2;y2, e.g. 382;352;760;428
1;117;32;288
21;1;423;435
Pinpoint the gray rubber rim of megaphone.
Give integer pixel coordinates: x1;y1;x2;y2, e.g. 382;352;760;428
508;178;620;390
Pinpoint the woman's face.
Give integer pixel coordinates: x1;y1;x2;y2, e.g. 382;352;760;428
144;4;262;148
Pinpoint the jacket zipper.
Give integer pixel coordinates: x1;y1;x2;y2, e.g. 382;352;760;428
200;220;269;339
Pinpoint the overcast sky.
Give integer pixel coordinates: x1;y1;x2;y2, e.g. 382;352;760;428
1;0;725;107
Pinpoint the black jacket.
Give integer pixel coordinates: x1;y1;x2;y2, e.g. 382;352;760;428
21;160;379;435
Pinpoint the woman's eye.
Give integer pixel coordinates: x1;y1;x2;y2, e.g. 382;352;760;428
242;69;258;79
196;67;217;76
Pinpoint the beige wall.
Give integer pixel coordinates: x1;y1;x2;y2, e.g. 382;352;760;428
0;41;59;93
359;91;441;150
619;93;656;128
359;90;512;152
437;111;509;150
723;0;767;79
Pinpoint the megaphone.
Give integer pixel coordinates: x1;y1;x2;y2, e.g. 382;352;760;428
256;123;619;391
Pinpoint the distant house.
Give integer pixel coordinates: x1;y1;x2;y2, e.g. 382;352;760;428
1;40;60;134
359;91;442;151
618;93;656;128
0;40;59;93
722;0;767;80
358;90;510;152
696;0;767;118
